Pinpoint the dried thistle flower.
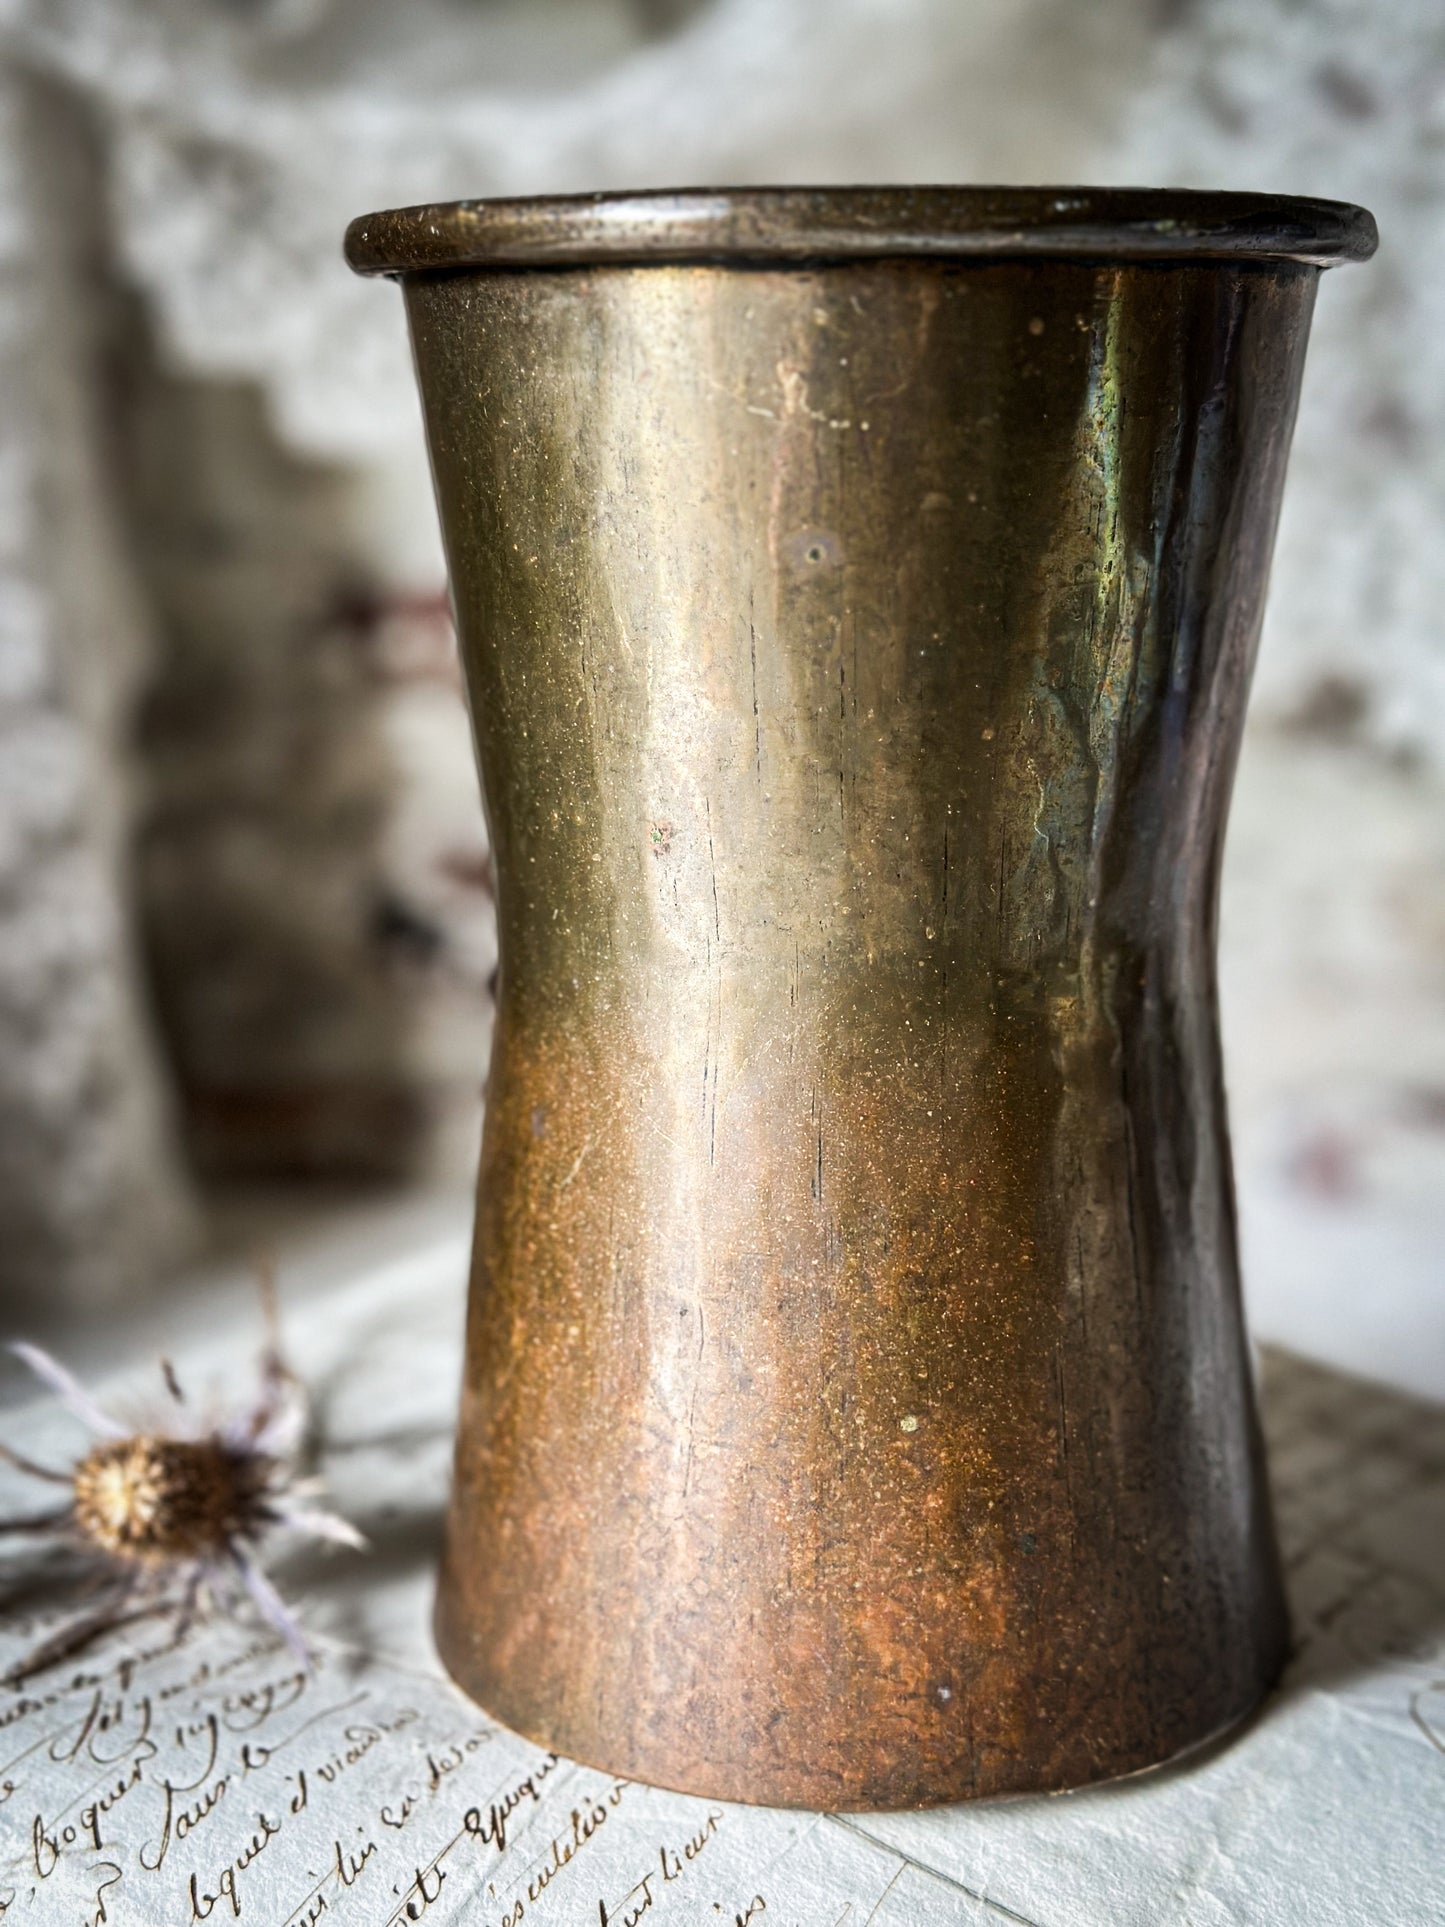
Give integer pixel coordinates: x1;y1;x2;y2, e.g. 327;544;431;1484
0;1270;363;1682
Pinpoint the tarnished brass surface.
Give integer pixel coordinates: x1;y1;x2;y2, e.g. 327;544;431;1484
348;189;1374;1808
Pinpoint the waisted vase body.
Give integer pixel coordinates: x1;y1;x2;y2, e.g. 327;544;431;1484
348;189;1375;1808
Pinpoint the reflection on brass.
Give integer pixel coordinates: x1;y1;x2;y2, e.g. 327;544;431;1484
347;188;1376;1809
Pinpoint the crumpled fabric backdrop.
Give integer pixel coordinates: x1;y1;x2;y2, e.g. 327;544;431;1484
0;0;1440;1392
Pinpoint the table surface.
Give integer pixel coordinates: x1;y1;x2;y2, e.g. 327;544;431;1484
1;1226;1441;1926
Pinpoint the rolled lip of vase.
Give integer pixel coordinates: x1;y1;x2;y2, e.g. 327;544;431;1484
344;185;1378;278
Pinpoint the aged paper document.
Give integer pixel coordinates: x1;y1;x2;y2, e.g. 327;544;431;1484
1;1240;1441;1924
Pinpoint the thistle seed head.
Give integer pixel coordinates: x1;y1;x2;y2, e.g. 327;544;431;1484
72;1436;263;1564
3;1299;363;1678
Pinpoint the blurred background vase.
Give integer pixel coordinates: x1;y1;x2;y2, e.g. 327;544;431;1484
349;186;1373;1807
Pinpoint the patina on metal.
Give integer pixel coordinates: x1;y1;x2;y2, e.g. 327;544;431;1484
346;188;1376;1809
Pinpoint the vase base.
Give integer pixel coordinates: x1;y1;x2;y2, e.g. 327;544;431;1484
432;1599;1288;1813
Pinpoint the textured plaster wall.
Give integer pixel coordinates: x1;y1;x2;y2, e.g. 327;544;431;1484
0;72;197;1306
0;0;1439;1386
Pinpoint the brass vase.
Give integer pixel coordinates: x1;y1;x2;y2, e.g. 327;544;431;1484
347;188;1375;1809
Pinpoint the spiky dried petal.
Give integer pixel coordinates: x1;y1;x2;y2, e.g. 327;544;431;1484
234;1549;309;1665
268;1504;367;1551
9;1344;124;1439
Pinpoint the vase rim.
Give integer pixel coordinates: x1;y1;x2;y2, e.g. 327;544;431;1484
345;185;1376;278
